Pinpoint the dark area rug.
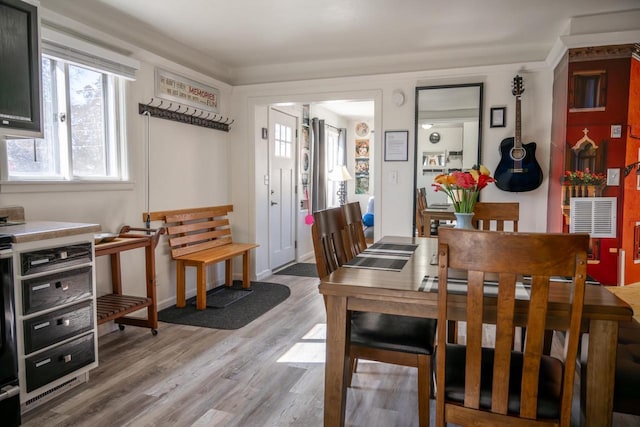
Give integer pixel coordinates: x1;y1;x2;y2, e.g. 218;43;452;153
274;263;318;277
158;280;290;330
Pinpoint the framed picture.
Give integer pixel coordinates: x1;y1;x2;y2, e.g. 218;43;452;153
384;130;409;161
355;139;369;158
155;68;219;113
490;107;506;128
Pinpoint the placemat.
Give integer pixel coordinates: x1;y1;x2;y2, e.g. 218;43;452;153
420;275;531;299
342;242;418;272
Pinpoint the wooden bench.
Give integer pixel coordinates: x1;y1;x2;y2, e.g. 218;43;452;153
148;205;259;310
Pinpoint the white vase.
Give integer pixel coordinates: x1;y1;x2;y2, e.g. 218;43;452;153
454;212;475;230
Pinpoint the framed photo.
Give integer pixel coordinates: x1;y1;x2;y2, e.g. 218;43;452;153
490;107;506;128
355;139;369;158
384;130;409;161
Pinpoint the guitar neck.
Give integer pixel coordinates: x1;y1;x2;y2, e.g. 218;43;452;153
515;95;522;149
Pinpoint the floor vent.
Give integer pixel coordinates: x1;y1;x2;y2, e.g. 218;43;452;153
22;373;89;412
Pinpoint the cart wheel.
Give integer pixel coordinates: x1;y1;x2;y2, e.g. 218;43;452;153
118;324;125;331
151;329;158;336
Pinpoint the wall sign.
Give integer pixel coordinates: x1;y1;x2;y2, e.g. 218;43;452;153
384;130;409;161
155;68;219;113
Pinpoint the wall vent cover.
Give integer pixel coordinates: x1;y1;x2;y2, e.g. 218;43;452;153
570;197;616;238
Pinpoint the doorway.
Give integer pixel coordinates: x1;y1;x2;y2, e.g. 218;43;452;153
259;96;377;276
268;108;297;270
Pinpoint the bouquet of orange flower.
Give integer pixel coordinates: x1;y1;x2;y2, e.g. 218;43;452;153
432;165;495;213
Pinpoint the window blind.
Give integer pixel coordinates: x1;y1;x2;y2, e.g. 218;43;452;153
41;26;139;80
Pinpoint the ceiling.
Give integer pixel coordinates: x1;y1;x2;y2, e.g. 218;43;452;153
40;0;640;86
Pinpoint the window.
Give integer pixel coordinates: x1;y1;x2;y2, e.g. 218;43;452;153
274;122;292;159
325;127;340;207
2;26;138;183
635;223;640;263
5;55;125;181
569;70;607;112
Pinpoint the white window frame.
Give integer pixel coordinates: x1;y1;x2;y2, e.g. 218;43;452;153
0;26;138;192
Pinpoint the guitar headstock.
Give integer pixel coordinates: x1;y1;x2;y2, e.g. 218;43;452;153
512;75;524;97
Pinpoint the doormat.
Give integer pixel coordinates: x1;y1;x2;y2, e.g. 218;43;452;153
158;280;290;330
197;286;253;308
274;263;318;277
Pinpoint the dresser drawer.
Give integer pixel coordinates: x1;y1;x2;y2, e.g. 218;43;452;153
23;301;94;354
22;267;92;314
25;333;95;393
21;243;92;276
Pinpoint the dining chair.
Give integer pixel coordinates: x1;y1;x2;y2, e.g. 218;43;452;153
311;207;437;427
449;201;521;344
416;187;428;236
435;228;589;427
472;202;519;231
342;201;368;258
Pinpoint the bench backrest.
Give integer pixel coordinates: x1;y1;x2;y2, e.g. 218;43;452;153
148;205;234;258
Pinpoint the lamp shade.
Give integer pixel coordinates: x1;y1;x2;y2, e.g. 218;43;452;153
328;165;353;181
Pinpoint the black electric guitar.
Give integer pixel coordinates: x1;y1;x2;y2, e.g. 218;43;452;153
494;75;543;192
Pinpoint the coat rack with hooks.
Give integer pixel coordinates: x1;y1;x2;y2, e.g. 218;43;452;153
138;98;233;132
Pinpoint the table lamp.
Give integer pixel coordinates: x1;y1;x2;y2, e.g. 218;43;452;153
328;165;353;206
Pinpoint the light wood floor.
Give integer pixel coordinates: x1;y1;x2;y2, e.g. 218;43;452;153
22;273;640;427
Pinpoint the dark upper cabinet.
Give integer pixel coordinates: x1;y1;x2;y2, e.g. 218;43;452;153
0;0;41;133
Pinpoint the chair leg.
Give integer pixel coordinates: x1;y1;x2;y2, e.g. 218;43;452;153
417;354;431;427
348;355;358;386
176;260;186;308
196;264;207;310
447;320;458;343
225;258;233;287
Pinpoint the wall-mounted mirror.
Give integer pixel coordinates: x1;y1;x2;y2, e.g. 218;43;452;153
413;83;483;235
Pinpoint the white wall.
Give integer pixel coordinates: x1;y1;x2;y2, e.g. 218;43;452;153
0;9;234;317
0;7;557;317
232;65;553;269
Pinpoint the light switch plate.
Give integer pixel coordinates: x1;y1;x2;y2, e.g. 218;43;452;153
611;125;622;138
607;168;620;186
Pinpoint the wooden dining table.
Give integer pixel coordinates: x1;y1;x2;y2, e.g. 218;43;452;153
318;235;634;427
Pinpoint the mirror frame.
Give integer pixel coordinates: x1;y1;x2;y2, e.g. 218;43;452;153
412;82;484;234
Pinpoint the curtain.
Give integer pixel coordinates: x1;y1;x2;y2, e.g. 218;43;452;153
338;127;347;194
311;118;326;212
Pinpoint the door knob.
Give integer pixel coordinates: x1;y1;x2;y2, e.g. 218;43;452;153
271;201;278;206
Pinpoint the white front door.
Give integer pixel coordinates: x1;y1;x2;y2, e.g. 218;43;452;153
268;108;297;270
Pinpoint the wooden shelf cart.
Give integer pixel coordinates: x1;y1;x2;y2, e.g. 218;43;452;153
94;226;164;335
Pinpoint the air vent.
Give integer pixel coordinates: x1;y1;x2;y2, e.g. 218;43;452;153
570;197;616;238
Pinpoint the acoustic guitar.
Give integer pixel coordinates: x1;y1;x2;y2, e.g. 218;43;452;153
494;75;543;192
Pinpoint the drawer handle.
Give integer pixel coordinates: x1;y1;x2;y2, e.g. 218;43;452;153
61;354;72;363
55;281;69;291
34;321;51;330
31;258;50;266
32;283;51;291
57;318;70;326
35;358;51;368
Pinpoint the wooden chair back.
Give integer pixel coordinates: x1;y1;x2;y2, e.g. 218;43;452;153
416;187;428;236
342;202;367;258
472;202;519;231
311;207;350;278
435;228;589;427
